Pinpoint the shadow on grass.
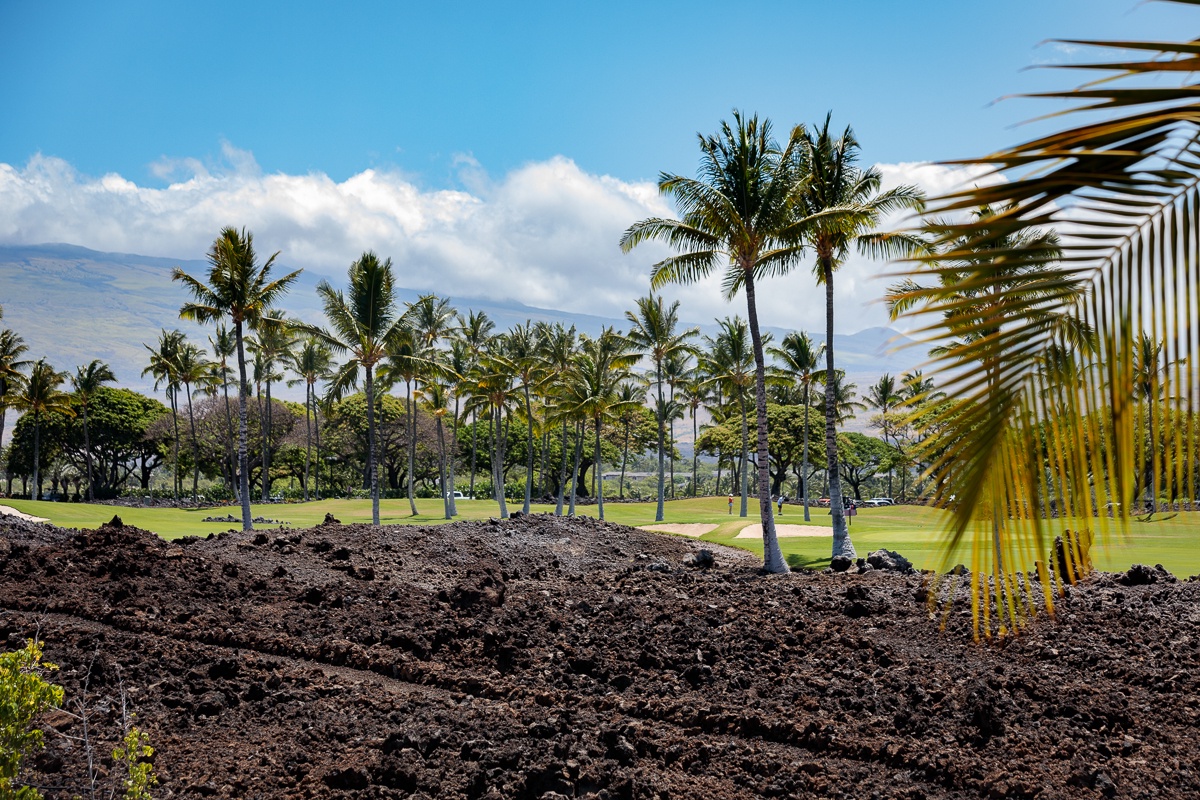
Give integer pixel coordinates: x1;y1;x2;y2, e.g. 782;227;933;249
787;553;832;571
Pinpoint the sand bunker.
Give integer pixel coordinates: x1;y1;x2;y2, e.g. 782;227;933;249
0;505;49;523
640;523;718;538
736;523;831;539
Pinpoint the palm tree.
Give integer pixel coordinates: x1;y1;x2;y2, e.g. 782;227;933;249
288;337;335;502
464;347;518;518
826;372;866;425
795;115;925;559
173;227;300;530
769;332;825;520
174;343;216;503
536;321;579;516
700;317;757;518
248;315;296;502
623;294;697;524
0;327;31;450
418;379;455;520
143;329;186;502
502;322;541;514
403;294;459;513
615;380;647;499
208;324;240;502
13;360;72;499
70;360;116;502
865;374;904;496
456;310;495;500
446;338;473;514
381;326;424;516
662;350;692;498
620;112;801;573
557;327;639;520
309;252;405;526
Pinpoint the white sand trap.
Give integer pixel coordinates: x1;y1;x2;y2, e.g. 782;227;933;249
736;523;831;539
0;505;50;523
640;523;718;538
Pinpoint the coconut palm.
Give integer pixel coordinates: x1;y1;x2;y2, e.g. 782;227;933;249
457;310;495;500
247;316;296;502
536;321;579;516
13;360;72;499
662;350;692;499
865;374;905;497
309;252;405;526
173;227;300;530
794;115;925;559
463;346;519;518
208;324;241;502
501;322;541;514
699;317;758;518
403;294;459;512
381;326;424;516
287;337;335;502
418;379;455;520
769;331;825;520
623;294;697;524
557;327;639;520
0;328;31;450
620;112;802;573
69;360;116;502
174;343;215;503
614;380;648;499
143;329;187;502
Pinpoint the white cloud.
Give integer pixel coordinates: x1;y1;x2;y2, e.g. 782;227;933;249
0;147;990;337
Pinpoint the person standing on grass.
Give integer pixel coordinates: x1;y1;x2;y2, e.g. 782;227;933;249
778;494;785;514
728;494;734;515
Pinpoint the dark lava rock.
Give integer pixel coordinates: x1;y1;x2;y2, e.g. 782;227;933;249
830;555;853;572
688;549;715;569
867;548;914;574
321;512;341;525
107;515;124;528
1120;563;1175;585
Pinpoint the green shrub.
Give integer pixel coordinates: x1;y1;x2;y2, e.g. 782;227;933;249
0;640;64;800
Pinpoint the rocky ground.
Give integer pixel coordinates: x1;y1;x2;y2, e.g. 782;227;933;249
1;512;1198;800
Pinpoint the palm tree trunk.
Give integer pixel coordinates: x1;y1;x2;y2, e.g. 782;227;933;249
170;389;181;504
692;409;698;497
669;385;676;499
742;267;786;573
83;405;95;502
261;380;272;503
523;383;534;514
222;377;238;503
715;447;723;496
619;416;630;500
739;395;749;518
556;419;568;516
492;405;508;518
569;420;583;515
185;380;200;503
595;416;606;520
823;260;853;559
540;427;549;500
655;361;665;522
303;381;312;502
314;393;323;501
802;382;812;522
32;410;40;501
406;379;418;516
469;409;478;499
366;364;380;525
437;417;450;520
234;322;253;530
449;395;460;515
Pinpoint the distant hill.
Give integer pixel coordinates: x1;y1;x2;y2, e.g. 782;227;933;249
0;243;924;414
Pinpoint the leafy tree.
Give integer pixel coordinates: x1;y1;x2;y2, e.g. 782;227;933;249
699;316;760;517
837;431;894;500
456;310;495;500
621;112;801;573
309;252;404;525
247;315;296;502
615;381;649;498
174;227;300;530
142;329;186;501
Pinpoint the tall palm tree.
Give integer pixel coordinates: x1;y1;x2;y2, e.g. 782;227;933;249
446;338;473;514
309;252;406;526
620;112;801;573
403;294;459;513
173;343;216;503
700;317;758;518
536;321;579;516
70;360;116;502
769;331;825;519
208;324;240;502
248;315;296;502
623;294;697;524
13;360;72;499
795;115;925;559
381;326;424;516
0;328;31;449
615;380;648;499
143;329;186;502
464;347;518;518
557;327;639;520
173;227;300;530
865;374;903;496
418;379;455;520
662;350;692;499
456;310;495;500
503;322;541;514
287;337;335;502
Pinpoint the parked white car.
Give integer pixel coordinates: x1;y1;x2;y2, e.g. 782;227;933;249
868;497;895;506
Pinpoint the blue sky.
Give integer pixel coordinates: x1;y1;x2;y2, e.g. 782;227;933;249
2;0;1189;186
0;1;1193;335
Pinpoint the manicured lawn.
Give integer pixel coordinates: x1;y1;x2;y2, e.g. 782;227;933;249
3;496;1198;576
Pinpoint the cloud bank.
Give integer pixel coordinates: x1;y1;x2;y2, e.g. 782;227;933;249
0;146;990;335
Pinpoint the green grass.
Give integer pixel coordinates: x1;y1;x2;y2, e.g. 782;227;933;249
3;496;1198;576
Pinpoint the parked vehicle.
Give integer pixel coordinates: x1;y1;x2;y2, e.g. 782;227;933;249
869;497;895;506
446;490;469;500
816;497;831;508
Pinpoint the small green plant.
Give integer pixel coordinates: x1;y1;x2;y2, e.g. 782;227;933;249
0;639;64;800
112;726;156;800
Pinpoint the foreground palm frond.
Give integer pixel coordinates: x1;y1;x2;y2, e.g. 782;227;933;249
894;7;1200;640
